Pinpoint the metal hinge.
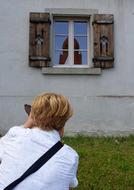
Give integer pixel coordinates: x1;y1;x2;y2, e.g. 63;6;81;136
92;20;113;25
30;18;51;24
29;56;51;61
93;56;114;62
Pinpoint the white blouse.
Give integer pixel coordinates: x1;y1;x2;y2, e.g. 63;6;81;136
0;126;79;190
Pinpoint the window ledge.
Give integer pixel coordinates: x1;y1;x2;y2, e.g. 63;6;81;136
42;67;101;75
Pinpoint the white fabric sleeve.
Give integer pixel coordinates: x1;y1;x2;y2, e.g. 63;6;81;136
69;155;79;188
0;137;4;162
0;126;19;162
0;132;10;162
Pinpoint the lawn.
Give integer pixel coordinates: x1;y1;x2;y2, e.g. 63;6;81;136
63;135;134;190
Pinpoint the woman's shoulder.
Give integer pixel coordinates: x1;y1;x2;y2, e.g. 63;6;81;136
62;144;79;161
7;125;30;137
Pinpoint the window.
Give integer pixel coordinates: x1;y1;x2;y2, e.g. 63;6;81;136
29;12;114;71
53;19;89;67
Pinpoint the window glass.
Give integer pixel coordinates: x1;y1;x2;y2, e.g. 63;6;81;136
74;21;87;35
55;36;68;50
74;37;87;50
54;21;69;65
55;50;69;65
74;21;88;65
54;20;89;66
54;21;68;35
74;51;87;65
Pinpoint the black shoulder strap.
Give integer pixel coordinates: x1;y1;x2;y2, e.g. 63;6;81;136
4;141;63;190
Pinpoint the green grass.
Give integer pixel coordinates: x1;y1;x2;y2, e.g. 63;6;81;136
63;135;134;190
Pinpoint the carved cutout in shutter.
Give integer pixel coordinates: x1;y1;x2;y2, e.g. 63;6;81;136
93;14;114;69
29;13;51;67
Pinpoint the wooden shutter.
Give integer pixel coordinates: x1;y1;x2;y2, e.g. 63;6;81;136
93;14;114;69
29;12;51;67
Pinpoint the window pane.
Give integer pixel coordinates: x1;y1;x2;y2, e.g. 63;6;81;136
54;21;68;35
55;50;69;65
55;36;68;50
74;21;87;35
74;51;87;65
74;36;87;50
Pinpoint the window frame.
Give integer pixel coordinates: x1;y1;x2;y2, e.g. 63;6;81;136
52;16;91;68
44;8;100;74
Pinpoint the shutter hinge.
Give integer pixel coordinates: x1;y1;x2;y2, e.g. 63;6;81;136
30;18;51;24
92;20;113;25
29;56;51;61
93;56;114;62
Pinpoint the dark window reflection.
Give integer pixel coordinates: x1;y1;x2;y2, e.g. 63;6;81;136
55;36;69;65
55;50;68;65
74;51;87;65
74;38;81;64
59;37;68;64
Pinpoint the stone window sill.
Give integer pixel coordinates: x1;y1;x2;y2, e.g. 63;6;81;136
42;67;101;75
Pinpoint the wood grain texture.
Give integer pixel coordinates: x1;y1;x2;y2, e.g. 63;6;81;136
29;13;51;67
93;14;114;69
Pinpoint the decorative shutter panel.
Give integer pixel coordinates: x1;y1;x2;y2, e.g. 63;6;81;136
29;12;51;67
93;14;114;69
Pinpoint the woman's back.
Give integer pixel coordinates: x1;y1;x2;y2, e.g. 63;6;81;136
0;126;78;190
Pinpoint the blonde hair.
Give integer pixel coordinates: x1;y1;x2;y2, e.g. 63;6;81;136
31;92;73;131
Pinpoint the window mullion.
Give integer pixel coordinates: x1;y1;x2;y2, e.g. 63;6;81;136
69;20;74;66
87;20;90;66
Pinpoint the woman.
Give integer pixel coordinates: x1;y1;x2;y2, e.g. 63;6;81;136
0;92;79;190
